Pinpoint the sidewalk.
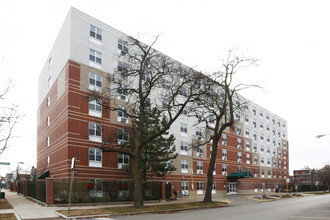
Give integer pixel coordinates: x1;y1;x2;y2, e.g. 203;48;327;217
2;190;60;220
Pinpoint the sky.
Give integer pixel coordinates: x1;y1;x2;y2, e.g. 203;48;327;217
1;0;330;176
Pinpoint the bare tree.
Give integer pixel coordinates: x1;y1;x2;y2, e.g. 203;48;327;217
317;165;330;192
0;80;19;155
90;36;205;207
193;49;258;203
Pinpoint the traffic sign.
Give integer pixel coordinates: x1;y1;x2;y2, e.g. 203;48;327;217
0;162;10;165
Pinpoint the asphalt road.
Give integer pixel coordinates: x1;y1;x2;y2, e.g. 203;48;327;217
115;194;330;220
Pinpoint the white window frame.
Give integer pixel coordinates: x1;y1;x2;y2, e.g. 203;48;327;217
117;106;129;123
46;116;50;127
197;182;203;195
117;128;129;145
89;148;102;167
237;138;242;149
180;123;188;136
89;72;102;91
246;154;250;164
222;149;227;160
237;152;242;163
89;123;102;142
89;99;102;117
46;156;50;167
46;136;50;147
222;164;227;176
221;134;227;145
89;49;102;64
118;153;129;169
180;141;188;155
181;160;188;173
90;25;102;41
118;38;128;55
197;161;203;174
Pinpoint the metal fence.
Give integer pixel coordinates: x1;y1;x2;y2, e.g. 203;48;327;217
27;181;46;202
53;180;161;204
17;182;24;194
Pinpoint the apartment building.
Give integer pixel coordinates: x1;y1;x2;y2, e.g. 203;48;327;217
37;7;289;196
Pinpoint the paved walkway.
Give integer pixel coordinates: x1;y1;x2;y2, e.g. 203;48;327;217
1;190;60;220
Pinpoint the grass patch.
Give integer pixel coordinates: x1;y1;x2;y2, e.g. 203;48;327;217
58;202;227;217
0;213;17;220
0;199;13;209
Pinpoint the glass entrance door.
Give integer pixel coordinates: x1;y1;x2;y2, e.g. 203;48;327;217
228;182;238;194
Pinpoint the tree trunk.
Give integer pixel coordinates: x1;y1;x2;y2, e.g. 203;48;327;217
131;156;144;208
203;135;220;203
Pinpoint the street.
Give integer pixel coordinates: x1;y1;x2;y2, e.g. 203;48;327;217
116;194;330;220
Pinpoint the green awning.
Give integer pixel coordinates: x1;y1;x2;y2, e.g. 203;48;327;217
36;170;49;179
227;171;253;179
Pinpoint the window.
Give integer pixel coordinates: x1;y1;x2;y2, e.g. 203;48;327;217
237;138;242;149
272;139;276;146
212;182;216;194
254;156;258;165
89;148;102;167
222;164;227;176
181;160;188;173
118;153;129;169
164;160;171;169
266;114;270;121
197;161;203;174
260;157;264;165
89;123;102;142
260;145;264;153
47;96;50;107
48;57;52;69
162;80;171;90
89;73;102;91
117;84;128;100
89;179;103;197
238;166;242;173
272;128;276;135
245;128;249;137
48;77;52;89
278;150;282;158
253;119;256;128
278;131;281;138
272;118;275;125
247;167;251;173
221;134;227;145
210;130;215;141
180;141;188;153
196;145;203;157
89;49;102;64
162;99;169;109
196;127;202;138
260;121;263;130
118;61;128;74
260;110;263;118
254;183;258;192
278;141;281;148
253;143;257;153
246;154;250;164
268;170;271;178
253;131;257;140
235;113;241;121
118;106;128;123
180;123;188;134
261;169;265;178
142;73;151;82
279;160;282;168
267;147;270;155
221;119;225;126
117;128;129;145
267;136;270;144
46;116;50;127
266;125;270;132
245;115;249;123
209;115;215;124
260;133;264;141
89;99;102;117
273;170;277;178
246;141;250;151
197;182;203;194
46;136;50;147
284;151;287;159
182;106;188;116
196;111;202;121
222;149;227;160
284;161;287;169
273;149;276;157
254;168;258;177
181;181;189;192
237;125;241;135
279;171;282;178
278;121;281;127
90;25;102;40
213;164;216;175
46;156;50;167
118;39;128;54
252;107;256;115
267;158;271;166
237;152;242;162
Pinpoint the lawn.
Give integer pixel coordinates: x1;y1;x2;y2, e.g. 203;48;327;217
0;213;16;220
0;199;13;209
58;202;227;217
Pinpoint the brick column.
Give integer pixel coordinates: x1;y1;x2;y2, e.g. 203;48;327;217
45;177;54;205
14;182;17;193
23;180;28;197
161;182;166;200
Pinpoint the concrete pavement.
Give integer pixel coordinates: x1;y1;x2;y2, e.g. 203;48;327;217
1;190;60;220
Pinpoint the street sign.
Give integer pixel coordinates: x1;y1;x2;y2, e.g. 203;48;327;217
0;162;10;165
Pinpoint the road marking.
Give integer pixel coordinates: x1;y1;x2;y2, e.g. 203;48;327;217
248;196;271;202
291;216;330;219
225;199;230;204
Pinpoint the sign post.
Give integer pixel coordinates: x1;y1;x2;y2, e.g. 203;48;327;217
68;158;76;215
189;168;197;204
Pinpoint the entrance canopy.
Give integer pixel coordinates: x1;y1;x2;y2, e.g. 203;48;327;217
36;170;49;179
227;171;253;179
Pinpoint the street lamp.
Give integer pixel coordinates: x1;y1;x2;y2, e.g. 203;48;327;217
316;134;330;139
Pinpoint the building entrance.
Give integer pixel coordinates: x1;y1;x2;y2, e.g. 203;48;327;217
228;182;238;194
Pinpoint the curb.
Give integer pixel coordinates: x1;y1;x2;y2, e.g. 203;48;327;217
55;203;229;219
